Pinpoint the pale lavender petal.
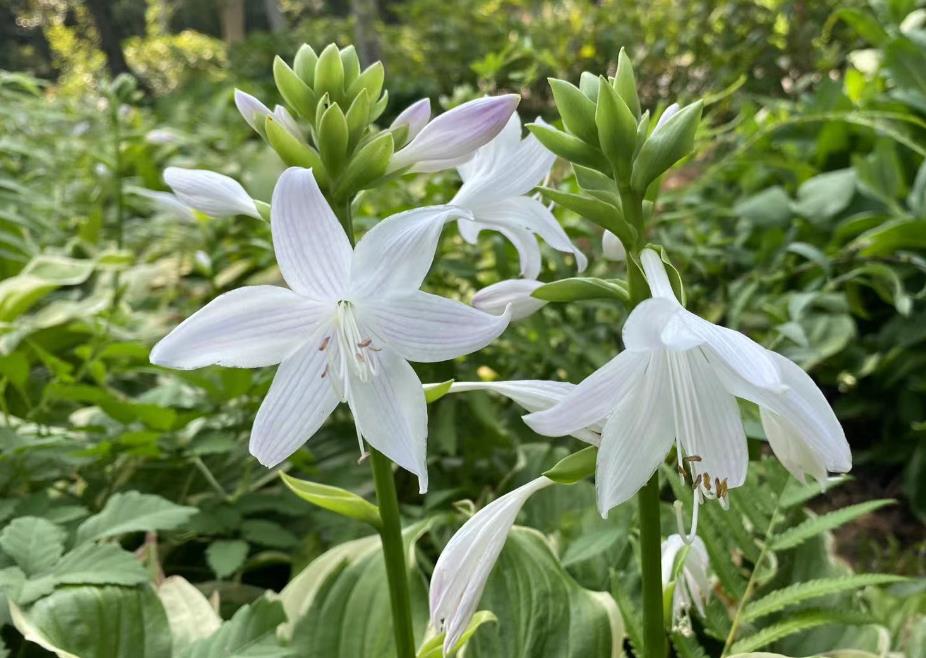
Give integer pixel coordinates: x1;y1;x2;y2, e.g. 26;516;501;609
472;278;546;321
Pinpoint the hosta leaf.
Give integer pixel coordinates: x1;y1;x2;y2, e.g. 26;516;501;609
741;574;905;623
178;596;290;658
76;491;197;544
770;500;894;551
466;528;623;657
728;608;873;654
11;585;172;658
0;516;65;576
206;539;250;579
157;576;222;652
51;543;149;586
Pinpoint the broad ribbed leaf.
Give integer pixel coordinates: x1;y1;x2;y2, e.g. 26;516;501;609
157;576;222;653
76;491;197;544
179;597;290;658
51;543;149;586
0;516;65;576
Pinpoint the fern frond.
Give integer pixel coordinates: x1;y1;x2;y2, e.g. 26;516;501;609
770;499;894;551
728;608;874;654
742;574;905;622
611;571;644;655
671;632;710;658
779;475;850;509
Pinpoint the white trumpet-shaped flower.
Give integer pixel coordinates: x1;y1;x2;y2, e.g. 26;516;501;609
451;114;588;279
163;167;261;220
524;249;851;517
429;476;553;654
662;533;710;627
472;278;547;321
151;167;511;492
389;95;520;174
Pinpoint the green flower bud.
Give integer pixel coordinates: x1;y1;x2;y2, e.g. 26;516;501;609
370;88;389;122
579;71;600;102
265;116;328;186
314;44;345;105
345;88;372;151
549;78;598;145
537;186;637;247
293;44;318;86
543;446;597;484
614;48;641;119
273;56;316;118
348;62;385;105
340;45;361;91
630;100;702;194
531;277;628;303
595;76;638;182
317;102;349;177
335;131;394;197
527;123;609;172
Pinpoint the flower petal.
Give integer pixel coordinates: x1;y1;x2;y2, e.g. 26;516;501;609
234;89;272;135
349;349;429;492
472;278;546;321
350;205;469;297
132;189;197;222
524;349;648;437
639;248;679;301
250;341;340;467
666;350;748;489
622;297;682;352
359;291;510;363
390;98;431;142
473;197;588;272
760;408;829;485
271;167;352;300
163;167;260;219
273;105;303;142
602;231;626;261
150;286;329;369
390;95;520;173
497;225;542;279
430;476;553;654
654;102;681;133
596;352;676;515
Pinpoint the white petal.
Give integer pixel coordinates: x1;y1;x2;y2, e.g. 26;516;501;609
661;534;686;585
472;278;546;321
234;89;272;135
498;225;542;279
163;167;260;219
350;205;469;297
132;189;197;222
359;291;510;363
654;102;681;133
271;167;352;300
390;98;431;142
473;197;587;272
250;341;340;467
596;352;676;515
390;95;520;173
273;105;303;142
150;286;330;369
349;349;429;492
524;350;648;437
666;350;748;489
761;408;829;485
602;231;626;261
453;113;554;204
640;248;679;301
622;298;683;352
430;476;553;654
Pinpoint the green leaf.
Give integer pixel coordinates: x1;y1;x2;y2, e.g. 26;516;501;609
179;596;291;658
347;62;385;104
416;611;497;658
527;124;610;171
334;131;394;196
549;78;599;145
728;608;874;654
280;472;381;528
614;48;641;118
318;103;350;177
542;446;597;484
423;379;454;403
206;540;249;579
240;520;298;549
630;101;702;193
611;571;644;655
742;574;905;623
11;585;172;658
853;218;926;256
345;88;371;150
466;528;623;657
51;543;149;586
532;277;628;303
536;186;635;244
314;44;345;104
771;499;894;551
792;169;856;221
671;632;710;658
273;56;316;118
0;516;65;576
265;117;325;176
293;43;318;85
596;78;638;181
0;255;94;321
76;491;197;544
157;576;222;653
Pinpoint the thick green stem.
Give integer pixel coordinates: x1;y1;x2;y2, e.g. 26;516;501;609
370;448;416;658
637;475;666;658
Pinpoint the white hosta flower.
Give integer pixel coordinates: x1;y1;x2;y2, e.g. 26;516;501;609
235;89;303;142
451;114;587;279
662;533;710;627
390;98;431;145
447;380;601;445
151;167;511;491
430;476;553;654
145;128;181;145
524;248;851;517
602;231;626;261
472;278;546;321
389;95;520;174
164;167;261;220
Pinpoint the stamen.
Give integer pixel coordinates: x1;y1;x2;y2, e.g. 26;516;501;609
319;336;330;351
702;473;711;490
357;338;372;348
684;455;702;462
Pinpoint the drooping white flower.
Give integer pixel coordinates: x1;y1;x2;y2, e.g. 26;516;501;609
151;167;511;491
389;95;520;174
472;278;547;321
524;248;851;517
163;167;261;220
429;476;553;654
451;114;587;278
662;533;710;627
602;231;626;262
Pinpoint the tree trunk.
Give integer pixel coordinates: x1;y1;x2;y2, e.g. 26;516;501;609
263;0;286;34
350;0;381;66
219;0;246;45
83;0;133;79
